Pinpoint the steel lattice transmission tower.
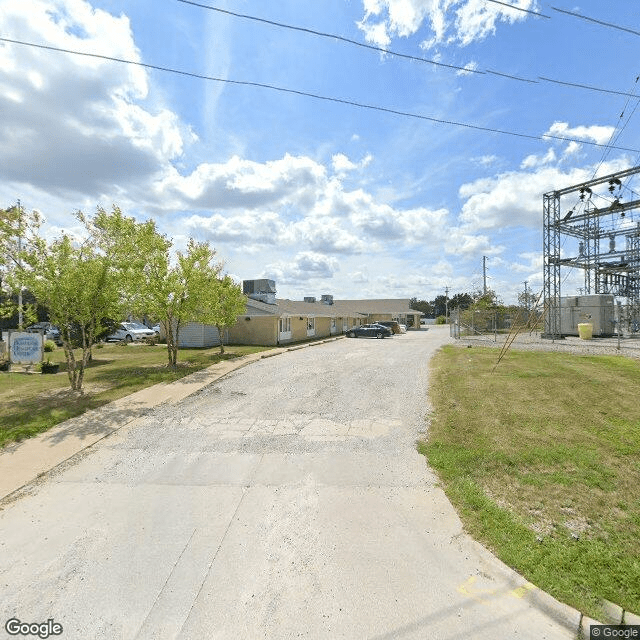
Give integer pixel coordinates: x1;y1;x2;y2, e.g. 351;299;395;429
543;165;640;338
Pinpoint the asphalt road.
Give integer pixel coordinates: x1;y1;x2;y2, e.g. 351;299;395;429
0;327;575;639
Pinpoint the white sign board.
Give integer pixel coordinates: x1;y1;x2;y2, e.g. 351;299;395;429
9;332;43;364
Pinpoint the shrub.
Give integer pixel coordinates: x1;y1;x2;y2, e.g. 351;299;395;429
435;315;447;325
43;340;56;352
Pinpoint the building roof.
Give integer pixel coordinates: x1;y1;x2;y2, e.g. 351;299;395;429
244;297;420;318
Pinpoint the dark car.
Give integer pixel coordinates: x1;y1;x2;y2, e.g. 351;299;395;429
26;322;62;345
376;321;402;334
345;323;392;339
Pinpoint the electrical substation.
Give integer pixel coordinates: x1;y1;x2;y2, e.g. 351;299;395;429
543;165;640;338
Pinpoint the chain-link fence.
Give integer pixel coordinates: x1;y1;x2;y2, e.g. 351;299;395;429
450;306;543;341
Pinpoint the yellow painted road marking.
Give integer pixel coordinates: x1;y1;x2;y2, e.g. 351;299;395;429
511;582;537;599
457;576;538;605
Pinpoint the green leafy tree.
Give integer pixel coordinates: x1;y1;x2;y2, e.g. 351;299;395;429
472;288;501;309
432;294;448;318
409;298;434;317
159;239;225;366
1;204;41;327
449;292;473;311
207;275;246;354
21;233;123;390
87;207;246;366
518;290;539;311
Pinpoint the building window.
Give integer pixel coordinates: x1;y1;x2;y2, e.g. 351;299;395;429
307;317;315;331
279;317;291;333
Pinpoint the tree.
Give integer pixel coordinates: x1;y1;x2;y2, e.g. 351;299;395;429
21;233;123;390
449;292;473;311
409;298;434;317
432;295;448;318
518;290;539;311
207;275;246;354
156;239;226;366
472;288;501;309
1;204;41;327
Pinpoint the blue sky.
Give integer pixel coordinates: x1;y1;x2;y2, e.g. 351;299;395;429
1;0;639;303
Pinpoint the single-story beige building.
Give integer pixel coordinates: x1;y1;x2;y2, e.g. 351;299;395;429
165;280;423;348
226;284;423;347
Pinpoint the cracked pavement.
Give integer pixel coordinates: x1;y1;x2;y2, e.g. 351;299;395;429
0;327;576;639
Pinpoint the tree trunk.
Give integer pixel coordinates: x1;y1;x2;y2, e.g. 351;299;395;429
217;325;225;354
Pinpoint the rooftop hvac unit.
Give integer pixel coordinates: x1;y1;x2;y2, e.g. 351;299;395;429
242;279;277;305
321;294;334;305
304;296;316;303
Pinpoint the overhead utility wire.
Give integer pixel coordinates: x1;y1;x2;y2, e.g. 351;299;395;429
176;0;484;76
178;0;640;96
549;6;640;38
2;36;639;153
483;0;550;19
537;76;640;99
486;2;640;37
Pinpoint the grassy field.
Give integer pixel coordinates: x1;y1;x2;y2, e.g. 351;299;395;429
421;345;640;621
0;342;270;447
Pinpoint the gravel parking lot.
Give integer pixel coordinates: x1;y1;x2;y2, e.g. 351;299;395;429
0;327;577;639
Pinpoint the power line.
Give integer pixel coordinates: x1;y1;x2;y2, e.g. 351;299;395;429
538;76;640;99
483;0;550;19
177;0;640;99
485;69;538;84
176;0;485;76
2;36;639;153
549;6;640;38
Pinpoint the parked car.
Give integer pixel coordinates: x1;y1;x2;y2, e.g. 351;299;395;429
106;322;153;342
398;324;407;333
151;324;161;335
26;322;62;345
129;322;156;338
345;324;392;339
376;321;402;334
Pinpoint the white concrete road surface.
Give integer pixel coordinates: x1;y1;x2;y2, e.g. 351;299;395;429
0;327;578;639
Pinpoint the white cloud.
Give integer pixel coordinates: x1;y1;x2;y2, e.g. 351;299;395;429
331;153;373;176
456;60;479;76
357;0;535;49
520;148;556;169
0;0;191;197
156;154;327;211
544;122;615;146
474;155;498;166
458;156;630;232
266;252;340;284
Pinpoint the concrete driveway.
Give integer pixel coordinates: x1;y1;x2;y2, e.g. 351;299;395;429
0;327;576;639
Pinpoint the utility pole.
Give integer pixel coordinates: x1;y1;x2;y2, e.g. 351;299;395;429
17;199;23;329
445;286;449;324
483;256;487;295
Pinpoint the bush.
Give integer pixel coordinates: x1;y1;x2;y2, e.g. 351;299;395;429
43;340;56;352
435;315;447;325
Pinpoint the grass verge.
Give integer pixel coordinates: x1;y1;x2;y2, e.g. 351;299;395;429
0;342;270;447
421;345;640;620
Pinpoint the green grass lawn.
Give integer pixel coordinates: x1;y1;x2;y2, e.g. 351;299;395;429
0;342;270;447
421;345;640;621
